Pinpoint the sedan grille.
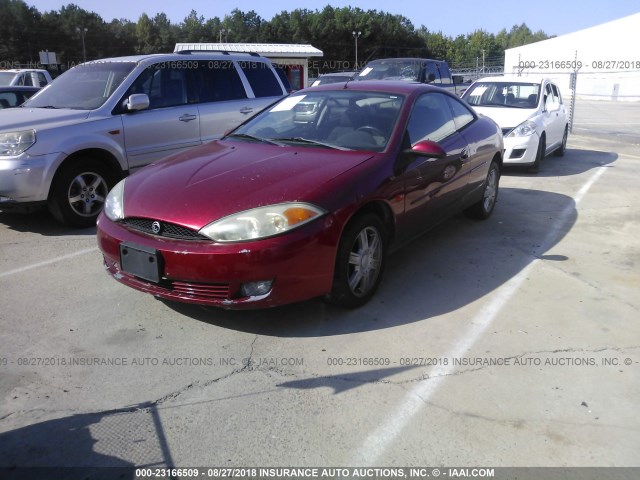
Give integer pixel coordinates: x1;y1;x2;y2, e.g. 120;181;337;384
121;218;210;241
170;281;230;300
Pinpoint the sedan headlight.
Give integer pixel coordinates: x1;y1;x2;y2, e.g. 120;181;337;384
104;179;126;221
507;120;537;138
0;130;36;156
200;202;326;242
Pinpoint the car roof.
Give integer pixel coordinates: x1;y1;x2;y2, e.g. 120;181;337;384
83;52;270;66
473;75;552;85
0;69;49;73
301;80;451;95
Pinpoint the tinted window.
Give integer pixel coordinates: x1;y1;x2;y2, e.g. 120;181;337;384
189;60;247;103
437;63;452;84
551;84;562;103
425;62;440;84
446;95;474;130
407;93;456;144
37;72;48;86
126;63;189;109
239;61;282;97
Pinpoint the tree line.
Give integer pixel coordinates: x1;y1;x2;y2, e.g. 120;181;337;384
0;0;551;72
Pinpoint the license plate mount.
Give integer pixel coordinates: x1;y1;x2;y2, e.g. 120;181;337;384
119;242;162;283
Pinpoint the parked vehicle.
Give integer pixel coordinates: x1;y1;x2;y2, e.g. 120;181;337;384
0;86;40;108
462;76;568;172
0;52;289;226
97;81;503;309
310;71;358;86
0;69;52;87
355;58;464;94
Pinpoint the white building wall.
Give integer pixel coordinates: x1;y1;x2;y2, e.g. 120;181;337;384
504;13;640;101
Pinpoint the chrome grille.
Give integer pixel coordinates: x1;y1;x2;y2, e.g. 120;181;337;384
121;218;209;241
170;281;230;300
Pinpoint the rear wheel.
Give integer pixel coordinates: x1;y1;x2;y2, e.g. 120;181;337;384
325;213;387;308
465;161;500;220
48;158;116;228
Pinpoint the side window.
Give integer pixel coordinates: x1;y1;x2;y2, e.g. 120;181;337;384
437;64;452;85
424;62;440;84
190;61;247;103
0;92;19;108
446;95;474;130
127;63;188;109
551;84;562;103
238;61;282;97
406;93;456;145
37;72;48;86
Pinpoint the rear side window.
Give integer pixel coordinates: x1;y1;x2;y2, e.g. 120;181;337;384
446;95;474;130
37;72;48;86
437;63;452;84
190;61;247;103
425;62;440;84
238;61;282;97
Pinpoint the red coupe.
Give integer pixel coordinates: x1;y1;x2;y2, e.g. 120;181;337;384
97;81;503;309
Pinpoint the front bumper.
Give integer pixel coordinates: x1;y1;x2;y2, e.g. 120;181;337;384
96;213;339;309
502;133;540;166
0;152;62;205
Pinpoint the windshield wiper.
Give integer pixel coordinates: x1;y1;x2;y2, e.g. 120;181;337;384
270;137;351;150
225;133;279;145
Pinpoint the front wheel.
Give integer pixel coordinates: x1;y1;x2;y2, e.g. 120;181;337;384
465;161;500;220
528;134;545;173
554;126;568;156
325;214;387;308
48;159;116;228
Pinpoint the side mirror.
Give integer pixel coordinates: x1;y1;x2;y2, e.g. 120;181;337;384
403;140;447;159
125;93;150;112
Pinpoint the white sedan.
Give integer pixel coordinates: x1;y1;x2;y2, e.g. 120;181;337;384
462;76;568;172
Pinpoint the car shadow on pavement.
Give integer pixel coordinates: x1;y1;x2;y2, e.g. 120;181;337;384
502;148;617;177
161;185;581;337
0;208;96;236
0;403;165;478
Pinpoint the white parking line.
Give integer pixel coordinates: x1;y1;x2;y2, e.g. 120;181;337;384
351;166;608;465
0;247;97;279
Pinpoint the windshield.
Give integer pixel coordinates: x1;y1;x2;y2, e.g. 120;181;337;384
25;62;135;110
463;81;541;109
0;72;16;86
356;60;422;82
311;74;354;86
231;90;405;152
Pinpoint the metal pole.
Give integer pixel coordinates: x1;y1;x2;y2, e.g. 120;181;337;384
352;31;361;70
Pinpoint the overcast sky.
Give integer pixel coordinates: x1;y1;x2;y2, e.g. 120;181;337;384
24;0;640;37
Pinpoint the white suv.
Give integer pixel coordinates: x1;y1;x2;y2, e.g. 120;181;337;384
0;52;289;226
0;69;52;87
462;76;568;172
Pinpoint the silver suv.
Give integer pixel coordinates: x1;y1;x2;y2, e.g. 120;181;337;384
0;51;289;226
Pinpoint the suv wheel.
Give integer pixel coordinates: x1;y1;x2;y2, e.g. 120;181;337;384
48;159;116;227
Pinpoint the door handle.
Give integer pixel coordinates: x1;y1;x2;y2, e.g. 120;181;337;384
179;114;197;122
240;107;254;115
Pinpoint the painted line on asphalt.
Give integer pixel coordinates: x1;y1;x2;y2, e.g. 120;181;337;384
351;165;608;465
0;247;97;279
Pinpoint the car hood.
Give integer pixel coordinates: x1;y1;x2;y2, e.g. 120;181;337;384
472;106;537;129
0;107;91;132
123;140;376;230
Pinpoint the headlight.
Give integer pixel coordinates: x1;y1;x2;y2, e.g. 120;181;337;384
507;120;537;138
104;179;125;221
0;130;36;156
200;202;326;242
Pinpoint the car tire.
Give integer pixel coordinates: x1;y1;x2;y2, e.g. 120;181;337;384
325;213;387;308
554;126;568;157
528;134;545;173
464;160;500;220
48;159;116;228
